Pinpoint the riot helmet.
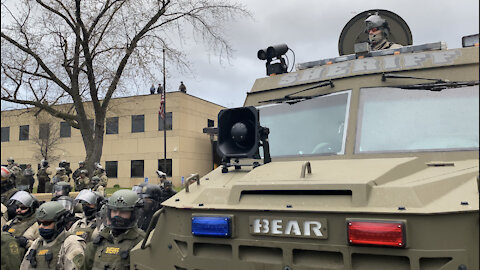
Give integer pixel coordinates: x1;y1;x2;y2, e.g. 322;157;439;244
75;189;104;218
164;180;173;191
105;189;143;231
132;182;148;195
139;184;162;212
52;181;72;198
36;201;69;242
8;191;39;218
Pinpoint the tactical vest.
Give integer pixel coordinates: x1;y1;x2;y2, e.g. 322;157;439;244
91;228;144;270
3;213;36;238
37;168;49;180
26;232;71;269
73;219;97;242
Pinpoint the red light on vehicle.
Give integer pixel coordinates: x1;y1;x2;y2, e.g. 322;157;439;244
347;220;405;248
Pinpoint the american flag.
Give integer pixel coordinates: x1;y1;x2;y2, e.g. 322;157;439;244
159;89;165;118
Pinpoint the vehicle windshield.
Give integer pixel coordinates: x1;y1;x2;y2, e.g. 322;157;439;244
356;85;479;153
258;91;351;157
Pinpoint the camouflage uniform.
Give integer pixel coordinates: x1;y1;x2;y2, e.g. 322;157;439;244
83;190;145;270
1;231;24;270
21;201;86;270
21;230;85;270
37;166;52;193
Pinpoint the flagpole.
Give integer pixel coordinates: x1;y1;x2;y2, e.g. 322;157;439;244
163;48;167;177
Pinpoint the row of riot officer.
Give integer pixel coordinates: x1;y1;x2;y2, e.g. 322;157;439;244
2;165;179;269
5;157;109;194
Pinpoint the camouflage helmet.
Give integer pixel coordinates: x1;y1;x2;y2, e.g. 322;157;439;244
80;169;88;175
91;176;100;184
107;189;142;210
36;201;67;221
365;12;390;36
7;157;14;163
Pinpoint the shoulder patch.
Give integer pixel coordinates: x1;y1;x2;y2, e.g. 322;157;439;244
8;241;19;254
72;253;84;269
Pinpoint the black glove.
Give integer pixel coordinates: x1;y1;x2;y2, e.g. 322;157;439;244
16;236;28;247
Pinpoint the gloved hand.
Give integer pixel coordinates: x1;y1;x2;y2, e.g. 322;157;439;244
16;236;28;247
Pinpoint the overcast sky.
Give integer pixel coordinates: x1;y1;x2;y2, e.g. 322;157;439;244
164;0;479;108
1;0;478;110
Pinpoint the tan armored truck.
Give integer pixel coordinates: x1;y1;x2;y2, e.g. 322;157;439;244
130;10;479;270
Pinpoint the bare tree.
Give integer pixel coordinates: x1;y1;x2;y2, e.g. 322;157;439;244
1;0;249;173
30;114;63;163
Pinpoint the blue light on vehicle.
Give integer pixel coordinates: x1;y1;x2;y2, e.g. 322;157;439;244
191;216;232;237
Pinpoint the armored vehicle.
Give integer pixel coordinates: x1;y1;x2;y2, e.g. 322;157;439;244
131;10;479;270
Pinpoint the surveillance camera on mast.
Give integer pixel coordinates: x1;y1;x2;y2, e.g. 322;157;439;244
257;44;290;76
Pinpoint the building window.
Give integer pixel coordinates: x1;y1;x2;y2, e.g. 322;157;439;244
19;125;29;141
39;123;50;139
1;127;10;142
132;115;144;133
106;117;119;134
105;161;118;178
208;119;214;127
60;122;71;138
131;160;144;178
158;112;172;130
158;159;172;177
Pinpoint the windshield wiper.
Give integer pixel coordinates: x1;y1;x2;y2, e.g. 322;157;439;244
259;80;334;104
394;80;479;91
382;73;447;83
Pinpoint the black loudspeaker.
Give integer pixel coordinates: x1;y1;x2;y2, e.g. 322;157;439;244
217;106;260;159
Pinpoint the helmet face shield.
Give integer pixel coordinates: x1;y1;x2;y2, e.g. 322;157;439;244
56;196;75;213
9;191;36;208
105;208;139;229
75;189;98;205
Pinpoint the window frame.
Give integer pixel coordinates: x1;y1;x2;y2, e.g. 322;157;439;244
60;122;71;138
19;125;29;141
131;160;144;178
105;161;118;178
157;159;172;177
158;112;173;131
1;127;10;142
106;117;119;135
132;115;145;133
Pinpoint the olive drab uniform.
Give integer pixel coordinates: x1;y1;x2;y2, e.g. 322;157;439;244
21;230;86;270
3;213;39;250
68;217;103;242
1;231;24;270
75;176;90;192
83;227;145;270
1;187;17;206
37;167;52;193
